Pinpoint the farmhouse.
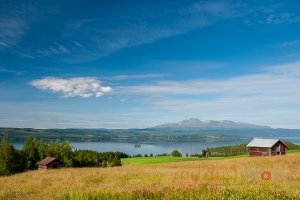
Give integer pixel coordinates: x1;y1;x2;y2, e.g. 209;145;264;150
37;157;63;170
247;138;288;157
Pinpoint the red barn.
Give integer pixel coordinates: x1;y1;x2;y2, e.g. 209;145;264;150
247;138;288;157
37;157;63;170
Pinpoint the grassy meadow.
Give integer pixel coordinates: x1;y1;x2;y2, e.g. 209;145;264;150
122;155;248;165
1;153;300;200
122;149;300;165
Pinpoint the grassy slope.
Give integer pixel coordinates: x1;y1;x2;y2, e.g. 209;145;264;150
1;154;300;200
122;154;247;165
122;150;300;165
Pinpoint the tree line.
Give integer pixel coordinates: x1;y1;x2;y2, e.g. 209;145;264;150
0;136;128;176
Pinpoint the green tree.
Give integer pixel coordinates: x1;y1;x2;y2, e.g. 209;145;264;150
171;150;182;157
0;137;24;175
202;147;210;158
60;141;73;167
22;136;39;170
35;139;48;159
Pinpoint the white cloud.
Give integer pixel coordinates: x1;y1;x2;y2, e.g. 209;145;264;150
30;77;112;98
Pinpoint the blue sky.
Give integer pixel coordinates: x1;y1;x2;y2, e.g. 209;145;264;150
1;0;300;129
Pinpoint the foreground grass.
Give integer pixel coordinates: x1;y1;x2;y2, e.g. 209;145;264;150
1;154;300;200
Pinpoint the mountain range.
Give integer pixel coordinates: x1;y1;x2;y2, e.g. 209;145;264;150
152;118;271;130
1;118;300;142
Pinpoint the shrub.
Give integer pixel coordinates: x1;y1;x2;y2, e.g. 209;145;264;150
171;150;182;157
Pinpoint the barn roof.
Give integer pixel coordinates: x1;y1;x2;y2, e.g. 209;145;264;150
246;138;285;148
37;157;58;165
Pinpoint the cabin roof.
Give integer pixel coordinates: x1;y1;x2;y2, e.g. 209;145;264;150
37;157;58;165
246;138;285;148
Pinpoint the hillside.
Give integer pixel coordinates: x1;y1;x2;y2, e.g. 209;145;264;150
1;118;300;142
0;154;300;199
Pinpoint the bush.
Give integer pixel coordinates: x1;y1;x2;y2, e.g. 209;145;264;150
111;158;122;167
171;150;182;157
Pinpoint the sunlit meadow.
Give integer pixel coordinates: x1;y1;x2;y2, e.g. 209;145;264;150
0;154;299;200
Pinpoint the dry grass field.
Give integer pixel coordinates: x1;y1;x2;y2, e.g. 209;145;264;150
1;154;300;200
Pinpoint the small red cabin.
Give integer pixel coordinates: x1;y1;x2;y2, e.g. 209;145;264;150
247;138;288;157
37;157;63;170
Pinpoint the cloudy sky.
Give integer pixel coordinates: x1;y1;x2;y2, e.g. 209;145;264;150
1;0;300;129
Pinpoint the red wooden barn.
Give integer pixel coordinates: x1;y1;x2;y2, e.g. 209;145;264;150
37;157;63;170
247;138;288;157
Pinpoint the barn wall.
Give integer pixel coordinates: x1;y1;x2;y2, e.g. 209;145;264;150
271;142;287;155
47;161;63;169
38;160;63;170
38;165;47;170
248;147;271;157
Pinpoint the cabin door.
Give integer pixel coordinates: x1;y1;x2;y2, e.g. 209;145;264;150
276;145;280;155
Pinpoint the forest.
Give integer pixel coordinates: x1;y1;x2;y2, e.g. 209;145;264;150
0;136;127;176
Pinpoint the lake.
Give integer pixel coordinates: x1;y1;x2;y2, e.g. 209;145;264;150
12;137;300;155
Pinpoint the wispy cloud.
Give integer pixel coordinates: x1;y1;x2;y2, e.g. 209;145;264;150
30;77;112;98
115;61;300;127
37;42;70;56
0;18;27;48
244;3;300;25
261;13;300;24
278;40;300;47
58;1;244;62
0;66;24;75
107;73;166;80
0;41;9;47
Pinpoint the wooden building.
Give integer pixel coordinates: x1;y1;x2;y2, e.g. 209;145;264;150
247;138;288;157
37;157;63;170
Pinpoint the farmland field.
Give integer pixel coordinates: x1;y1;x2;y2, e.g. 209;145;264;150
1;154;300;200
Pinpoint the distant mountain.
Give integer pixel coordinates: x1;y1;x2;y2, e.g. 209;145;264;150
152;118;271;130
1;119;300;142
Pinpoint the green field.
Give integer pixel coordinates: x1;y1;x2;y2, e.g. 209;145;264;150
122;156;199;165
122;150;300;165
122;154;248;165
287;149;300;154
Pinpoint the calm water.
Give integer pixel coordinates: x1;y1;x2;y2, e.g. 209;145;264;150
12;137;300;155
